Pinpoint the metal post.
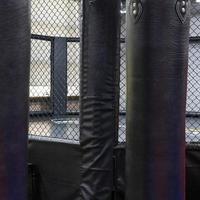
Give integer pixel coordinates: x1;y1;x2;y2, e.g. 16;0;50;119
52;37;67;118
80;0;121;199
126;0;190;199
0;1;30;199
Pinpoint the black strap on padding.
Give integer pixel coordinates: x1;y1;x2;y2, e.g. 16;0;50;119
80;0;121;199
126;0;190;199
0;1;30;199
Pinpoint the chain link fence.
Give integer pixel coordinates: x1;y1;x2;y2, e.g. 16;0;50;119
30;0;200;144
119;1;126;143
29;0;81;142
186;1;200;143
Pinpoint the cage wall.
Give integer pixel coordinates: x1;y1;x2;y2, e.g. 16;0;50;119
29;0;200;144
29;0;81;142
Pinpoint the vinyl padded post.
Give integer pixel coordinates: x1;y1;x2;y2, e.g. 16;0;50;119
0;1;30;199
126;0;190;199
80;0;120;199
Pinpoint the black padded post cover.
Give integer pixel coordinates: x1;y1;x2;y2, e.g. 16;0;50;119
113;144;200;200
186;144;200;200
126;0;190;199
80;0;120;199
0;1;30;199
28;140;81;200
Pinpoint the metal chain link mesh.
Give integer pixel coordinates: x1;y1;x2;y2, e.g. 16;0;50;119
31;0;80;37
29;0;81;142
186;1;200;143
119;1;127;143
30;0;200;143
